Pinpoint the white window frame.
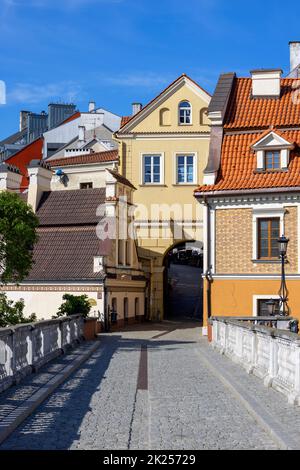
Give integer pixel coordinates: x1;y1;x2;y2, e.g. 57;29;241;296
174;152;197;185
252;294;282;317
252;208;285;261
178;100;192;125
140;153;164;185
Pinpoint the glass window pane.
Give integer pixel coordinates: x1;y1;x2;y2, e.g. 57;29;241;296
260;220;269;232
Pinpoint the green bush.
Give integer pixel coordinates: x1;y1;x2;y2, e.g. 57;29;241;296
0;293;37;327
56;294;91;318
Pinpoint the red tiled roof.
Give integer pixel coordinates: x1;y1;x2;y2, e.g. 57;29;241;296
224;78;300;129
49;149;119;167
197;130;300;193
121;116;131;127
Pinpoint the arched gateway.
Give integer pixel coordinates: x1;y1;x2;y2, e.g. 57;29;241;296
163;241;203;321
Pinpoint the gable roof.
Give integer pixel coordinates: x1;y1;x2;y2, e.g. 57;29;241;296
116;74;211;135
250;129;295;149
49;149;119;168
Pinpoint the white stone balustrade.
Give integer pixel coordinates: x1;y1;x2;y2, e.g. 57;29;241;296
211;317;300;405
0;315;84;393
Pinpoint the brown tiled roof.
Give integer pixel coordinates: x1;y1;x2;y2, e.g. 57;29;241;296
27;227;109;281
49;149;119;167
197;130;300;193
37;188;106;226
224;78;300;129
108;169;136;190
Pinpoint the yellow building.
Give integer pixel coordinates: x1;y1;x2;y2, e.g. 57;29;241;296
195;68;300;333
115;74;211;320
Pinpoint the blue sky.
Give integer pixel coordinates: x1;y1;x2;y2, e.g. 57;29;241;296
0;0;298;139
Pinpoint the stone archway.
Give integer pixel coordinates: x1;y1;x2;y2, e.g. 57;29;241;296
163;241;203;321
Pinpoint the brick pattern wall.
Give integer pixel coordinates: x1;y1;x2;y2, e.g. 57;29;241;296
215;206;298;274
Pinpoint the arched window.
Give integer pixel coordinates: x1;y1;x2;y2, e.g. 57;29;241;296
179;100;192;124
160;108;171;126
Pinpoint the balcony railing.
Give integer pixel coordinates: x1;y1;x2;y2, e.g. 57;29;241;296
210;316;300;405
0;315;84;394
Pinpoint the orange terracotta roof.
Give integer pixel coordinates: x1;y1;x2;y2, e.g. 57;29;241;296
49;149;119;167
250;128;295;147
121;116;131;127
196;130;300;193
224;78;300;129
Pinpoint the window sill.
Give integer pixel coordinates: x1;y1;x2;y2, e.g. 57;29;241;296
178;123;193;126
252;259;285;264
139;184;167;187
172;183;198;186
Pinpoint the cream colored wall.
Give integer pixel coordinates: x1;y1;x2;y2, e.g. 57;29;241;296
4;289;104;321
132;86;210;133
116;81;210;320
107;290;145;319
51;164;114;191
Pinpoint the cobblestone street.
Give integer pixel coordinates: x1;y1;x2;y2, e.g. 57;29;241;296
0;321;294;450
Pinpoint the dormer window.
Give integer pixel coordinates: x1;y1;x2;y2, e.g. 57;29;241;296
179;101;192;124
265;150;280;170
251;130;294;172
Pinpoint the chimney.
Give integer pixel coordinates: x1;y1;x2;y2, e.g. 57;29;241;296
27;160;52;212
289;41;300;72
132;103;142;116
19;111;30;131
251;69;282;98
89;101;96;112
78;125;86;142
0;164;22;192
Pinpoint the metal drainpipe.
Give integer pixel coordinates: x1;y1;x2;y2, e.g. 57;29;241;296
203;196;213;319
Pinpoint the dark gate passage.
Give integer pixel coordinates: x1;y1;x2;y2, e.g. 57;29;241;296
164;242;203;321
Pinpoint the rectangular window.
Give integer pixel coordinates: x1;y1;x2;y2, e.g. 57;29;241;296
118;239;124;265
257;299;280;316
80;182;93;189
143;154;162;184
258;218;280;259
265;150;280;170
176;154;195;184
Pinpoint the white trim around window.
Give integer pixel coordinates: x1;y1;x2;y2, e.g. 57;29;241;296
140;152;164;185
178;100;192;125
252;294;282;317
252;207;285;261
173;152;197;185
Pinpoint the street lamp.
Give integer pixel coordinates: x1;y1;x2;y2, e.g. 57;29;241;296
266;298;276;316
278;234;289;316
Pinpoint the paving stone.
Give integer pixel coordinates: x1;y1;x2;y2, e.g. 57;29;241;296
0;321;293;450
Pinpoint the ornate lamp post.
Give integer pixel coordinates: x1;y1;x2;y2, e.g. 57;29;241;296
278;235;289;316
266;298;276;316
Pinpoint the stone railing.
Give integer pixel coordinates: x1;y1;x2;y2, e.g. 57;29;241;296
0;315;84;393
210;317;300;405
